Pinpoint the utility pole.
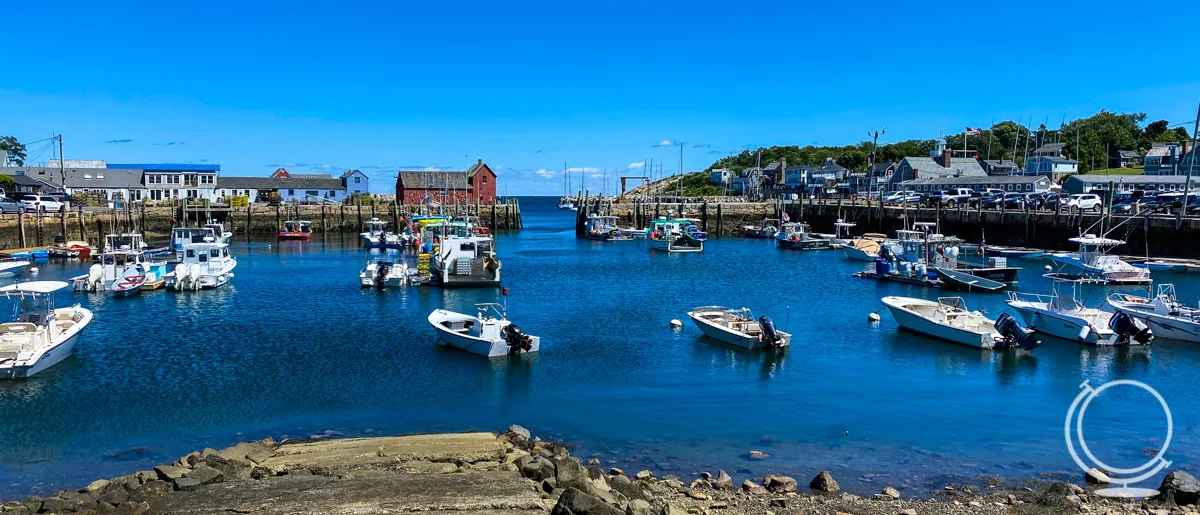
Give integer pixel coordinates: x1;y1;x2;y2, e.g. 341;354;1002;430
868;128;885;193
1176;101;1200;230
58;134;65;192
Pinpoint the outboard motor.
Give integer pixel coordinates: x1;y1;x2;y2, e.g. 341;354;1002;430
375;262;390;289
1109;312;1153;345
504;324;533;355
758;316;787;348
994;313;1040;350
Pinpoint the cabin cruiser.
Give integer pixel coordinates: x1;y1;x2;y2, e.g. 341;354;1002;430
686;306;790;350
585;215;633;241
102;232;148;253
203;220;233;244
360;218;401;247
170;227;217;259
428;303;539;357
73;250;148;295
1108;284;1200;342
1048;235;1150;284
429;230;500;287
278;220;313;241
647;218;704;253
360;252;412;288
775;223;831;250
881;296;1039;350
167;242;237;290
1006;281;1152;346
0;281;93;378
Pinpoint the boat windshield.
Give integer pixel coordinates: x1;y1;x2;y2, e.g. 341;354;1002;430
474;302;506;320
937;297;968;312
8;295;51;326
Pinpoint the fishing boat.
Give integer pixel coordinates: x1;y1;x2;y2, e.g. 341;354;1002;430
1007;282;1152;346
278;220;313;241
647;218;703;253
167;242;237;290
585;215;634;241
881;296;1039;350
0;259;30;277
892;226;1019;285
360;218;401;247
141;259;170;291
170;227;217;259
428;302;539;357
203;220;233;244
686;306;790;350
680;220;708;244
1107;284;1200;342
813;220;858;248
429;230;501;287
775;223;831;250
102;233;148;253
556;198;578;211
934;267;1007;293
359;252;412;288
73;250;147;296
0;281;93;379
843;234;888;262
1048;235;1150;284
739;219;780;239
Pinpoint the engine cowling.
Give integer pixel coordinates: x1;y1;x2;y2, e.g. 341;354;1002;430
758;315;786;348
1109;312;1154;345
994;313;1039;350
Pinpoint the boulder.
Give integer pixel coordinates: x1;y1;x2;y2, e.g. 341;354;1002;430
522;457;556;482
555;456;590;490
712;470;733;490
507;424;532;440
626;498;652;515
181;451;203;467
85;479;110;493
740;480;768;495
134;471;156;485
610;467;626;477
878;486;900;500
245;449;273;465
1159;470;1200;506
250;466;273;480
39;497;76;513
153;465;189;481
215;442;256;461
184;464;224;485
899;510;917;515
809;471;839;493
747;451;769;460
1085;467;1110;485
127;480;174;512
763;475;796;493
551;487;624;515
204;454;251;480
635;470;654;481
172;477;202;491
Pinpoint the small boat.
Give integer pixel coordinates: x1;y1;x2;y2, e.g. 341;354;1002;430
167;242;237;290
73;251;148;296
739;219;780;239
647;218;703;253
843;234;888;262
278;220;313;241
686;306;790;350
585;215;634;241
0;259;30;277
360;252;411;288
50;237;94;258
557;197;578;211
429;229;501;287
1130;258;1196;273
775;223;831;250
0;281;94;379
170;227;217;259
984;245;1045;259
1049;234;1150;284
8;250;49;260
1107;284;1200;342
1007;282;1152;346
428;303;539;357
360;218;401;247
46;245;80;258
813;220;858;248
934;267;1008;293
203;220;233;244
881;296;1039;350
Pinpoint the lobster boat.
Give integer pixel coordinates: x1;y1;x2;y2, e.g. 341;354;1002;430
686;306;790;350
775;223;831;250
428;303;539;358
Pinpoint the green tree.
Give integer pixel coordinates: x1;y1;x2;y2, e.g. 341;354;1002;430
0;136;26;166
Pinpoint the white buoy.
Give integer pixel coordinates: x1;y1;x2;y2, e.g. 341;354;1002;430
29;267;39;275
669;319;682;328
1045;265;1053;271
868;312;880;322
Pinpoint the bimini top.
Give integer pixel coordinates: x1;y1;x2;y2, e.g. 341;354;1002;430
0;281;69;294
1069;234;1125;246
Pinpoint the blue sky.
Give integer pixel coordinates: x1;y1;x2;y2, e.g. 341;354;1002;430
3;1;1198;195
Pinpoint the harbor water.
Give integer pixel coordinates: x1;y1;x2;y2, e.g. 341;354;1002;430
1;196;1199;497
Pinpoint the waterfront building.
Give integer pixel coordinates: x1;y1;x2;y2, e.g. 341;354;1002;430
708;168;731;185
1023;156;1078;180
1062;174;1199;195
901;175;1052;194
886;141;986;190
217;176;347;203
1143;143;1183;174
109;163;221;202
980;159;1021;175
394;159;497;205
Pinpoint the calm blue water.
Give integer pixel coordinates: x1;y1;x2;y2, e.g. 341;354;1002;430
1;196;1199;498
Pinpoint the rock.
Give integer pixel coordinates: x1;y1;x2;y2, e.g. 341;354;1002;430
250;466;273;479
204;454;251;480
181;451;203;467
635;470;654;481
1086;467;1110;485
627;499;652;515
1007;494;1017;505
555;456;590;491
880;486;900;500
610;467;626;477
551;487;625;515
542;479;557;494
126;480;173;512
153;465;189;481
522;457;556;482
84;479;111;493
507;424;532;440
747;451;769;460
245;449;273;465
184;464;224;485
40;497;76;513
713;470;733;490
215;442;256;461
686;490;707;500
134;471;156;485
899;510;917;515
172;477;202;491
763;475;796;494
740;480;768;495
611;474;632;489
1159;471;1200;506
700;472;712;481
968;500;983;507
809;471;839;493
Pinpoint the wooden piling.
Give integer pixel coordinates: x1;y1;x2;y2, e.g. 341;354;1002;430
59;209;67;239
78;206;87;242
716;203;723;235
17;211;26;248
321;204;327;233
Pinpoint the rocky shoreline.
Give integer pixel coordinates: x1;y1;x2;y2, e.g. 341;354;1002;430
2;425;1197;515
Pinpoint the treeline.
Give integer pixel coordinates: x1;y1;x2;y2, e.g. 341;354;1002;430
707;110;1193;174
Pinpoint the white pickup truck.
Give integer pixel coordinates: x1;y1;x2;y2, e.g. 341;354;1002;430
930;187;976;205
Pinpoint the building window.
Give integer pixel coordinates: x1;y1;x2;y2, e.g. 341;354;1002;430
288;189;295;196
354;176;360;184
483;175;488;185
201;175;214;184
305;191;318;198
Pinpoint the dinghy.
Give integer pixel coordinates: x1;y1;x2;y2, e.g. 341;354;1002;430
881;296;1039;350
0;281;93;378
934;267;1007;293
428;303;540;358
1107;284;1200;342
686;306;790;350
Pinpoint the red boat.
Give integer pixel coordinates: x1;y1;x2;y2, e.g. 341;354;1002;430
278;220;313;241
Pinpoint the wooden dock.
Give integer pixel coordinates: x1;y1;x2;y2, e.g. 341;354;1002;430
0;246;49;259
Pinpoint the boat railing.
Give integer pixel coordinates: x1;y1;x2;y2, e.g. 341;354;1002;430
1007;291;1054;305
474;303;506;321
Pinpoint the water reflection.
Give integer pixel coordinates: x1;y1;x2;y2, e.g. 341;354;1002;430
689;336;788;381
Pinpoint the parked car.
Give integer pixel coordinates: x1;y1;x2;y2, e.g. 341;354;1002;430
1110;199;1146;215
1153;192;1200;214
20;194;65;213
1042;192;1069;210
1065;194;1102;212
938;188;976;205
1000;192;1030;209
979;188;1006;197
980;193;1004;209
0;197;25;214
883;191;922;204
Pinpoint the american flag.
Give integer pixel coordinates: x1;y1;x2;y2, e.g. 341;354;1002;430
781;211;790;222
965;127;983;136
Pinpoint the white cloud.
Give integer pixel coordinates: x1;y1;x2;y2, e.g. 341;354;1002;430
534;169;557;179
589;173;605;179
627;161;645;169
424;166;443;171
567;167;600;173
653;139;687;147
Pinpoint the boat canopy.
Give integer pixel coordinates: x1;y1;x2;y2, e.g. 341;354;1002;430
0;281;69;295
1069;234;1125;246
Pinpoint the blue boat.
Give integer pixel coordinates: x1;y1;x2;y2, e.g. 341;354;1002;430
775;223;831;250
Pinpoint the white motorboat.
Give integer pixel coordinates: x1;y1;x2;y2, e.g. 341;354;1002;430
843;235;887;262
360;252;412;288
881;296;1039;350
203;220;233;244
686;306;790;350
1108;284;1200;342
170;227;217;259
430;233;501;287
585;215;634;241
1006;282;1152;346
428;303;539;357
360;218;401;247
168;241;236;290
0;281;93;379
103;232;149;253
813;220;858;248
1049;235;1150;284
0;258;31;277
72;251;147;296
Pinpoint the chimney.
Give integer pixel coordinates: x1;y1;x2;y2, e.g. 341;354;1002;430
942;148;952;168
1184;140;1192;158
477;158;483;166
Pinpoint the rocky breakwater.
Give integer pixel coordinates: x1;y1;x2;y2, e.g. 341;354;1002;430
3;426;1200;515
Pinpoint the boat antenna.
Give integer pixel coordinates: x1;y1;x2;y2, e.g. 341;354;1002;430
784;305;791;331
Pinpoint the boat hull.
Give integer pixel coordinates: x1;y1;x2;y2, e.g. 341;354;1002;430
687;312;791;349
1107;302;1200;342
775;238;831;250
278;233;311;241
934;268;1007;292
1007;303;1114;346
958;266;1020;285
881;297;994;349
844;246;877;261
648;239;703;253
1;308;92;379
